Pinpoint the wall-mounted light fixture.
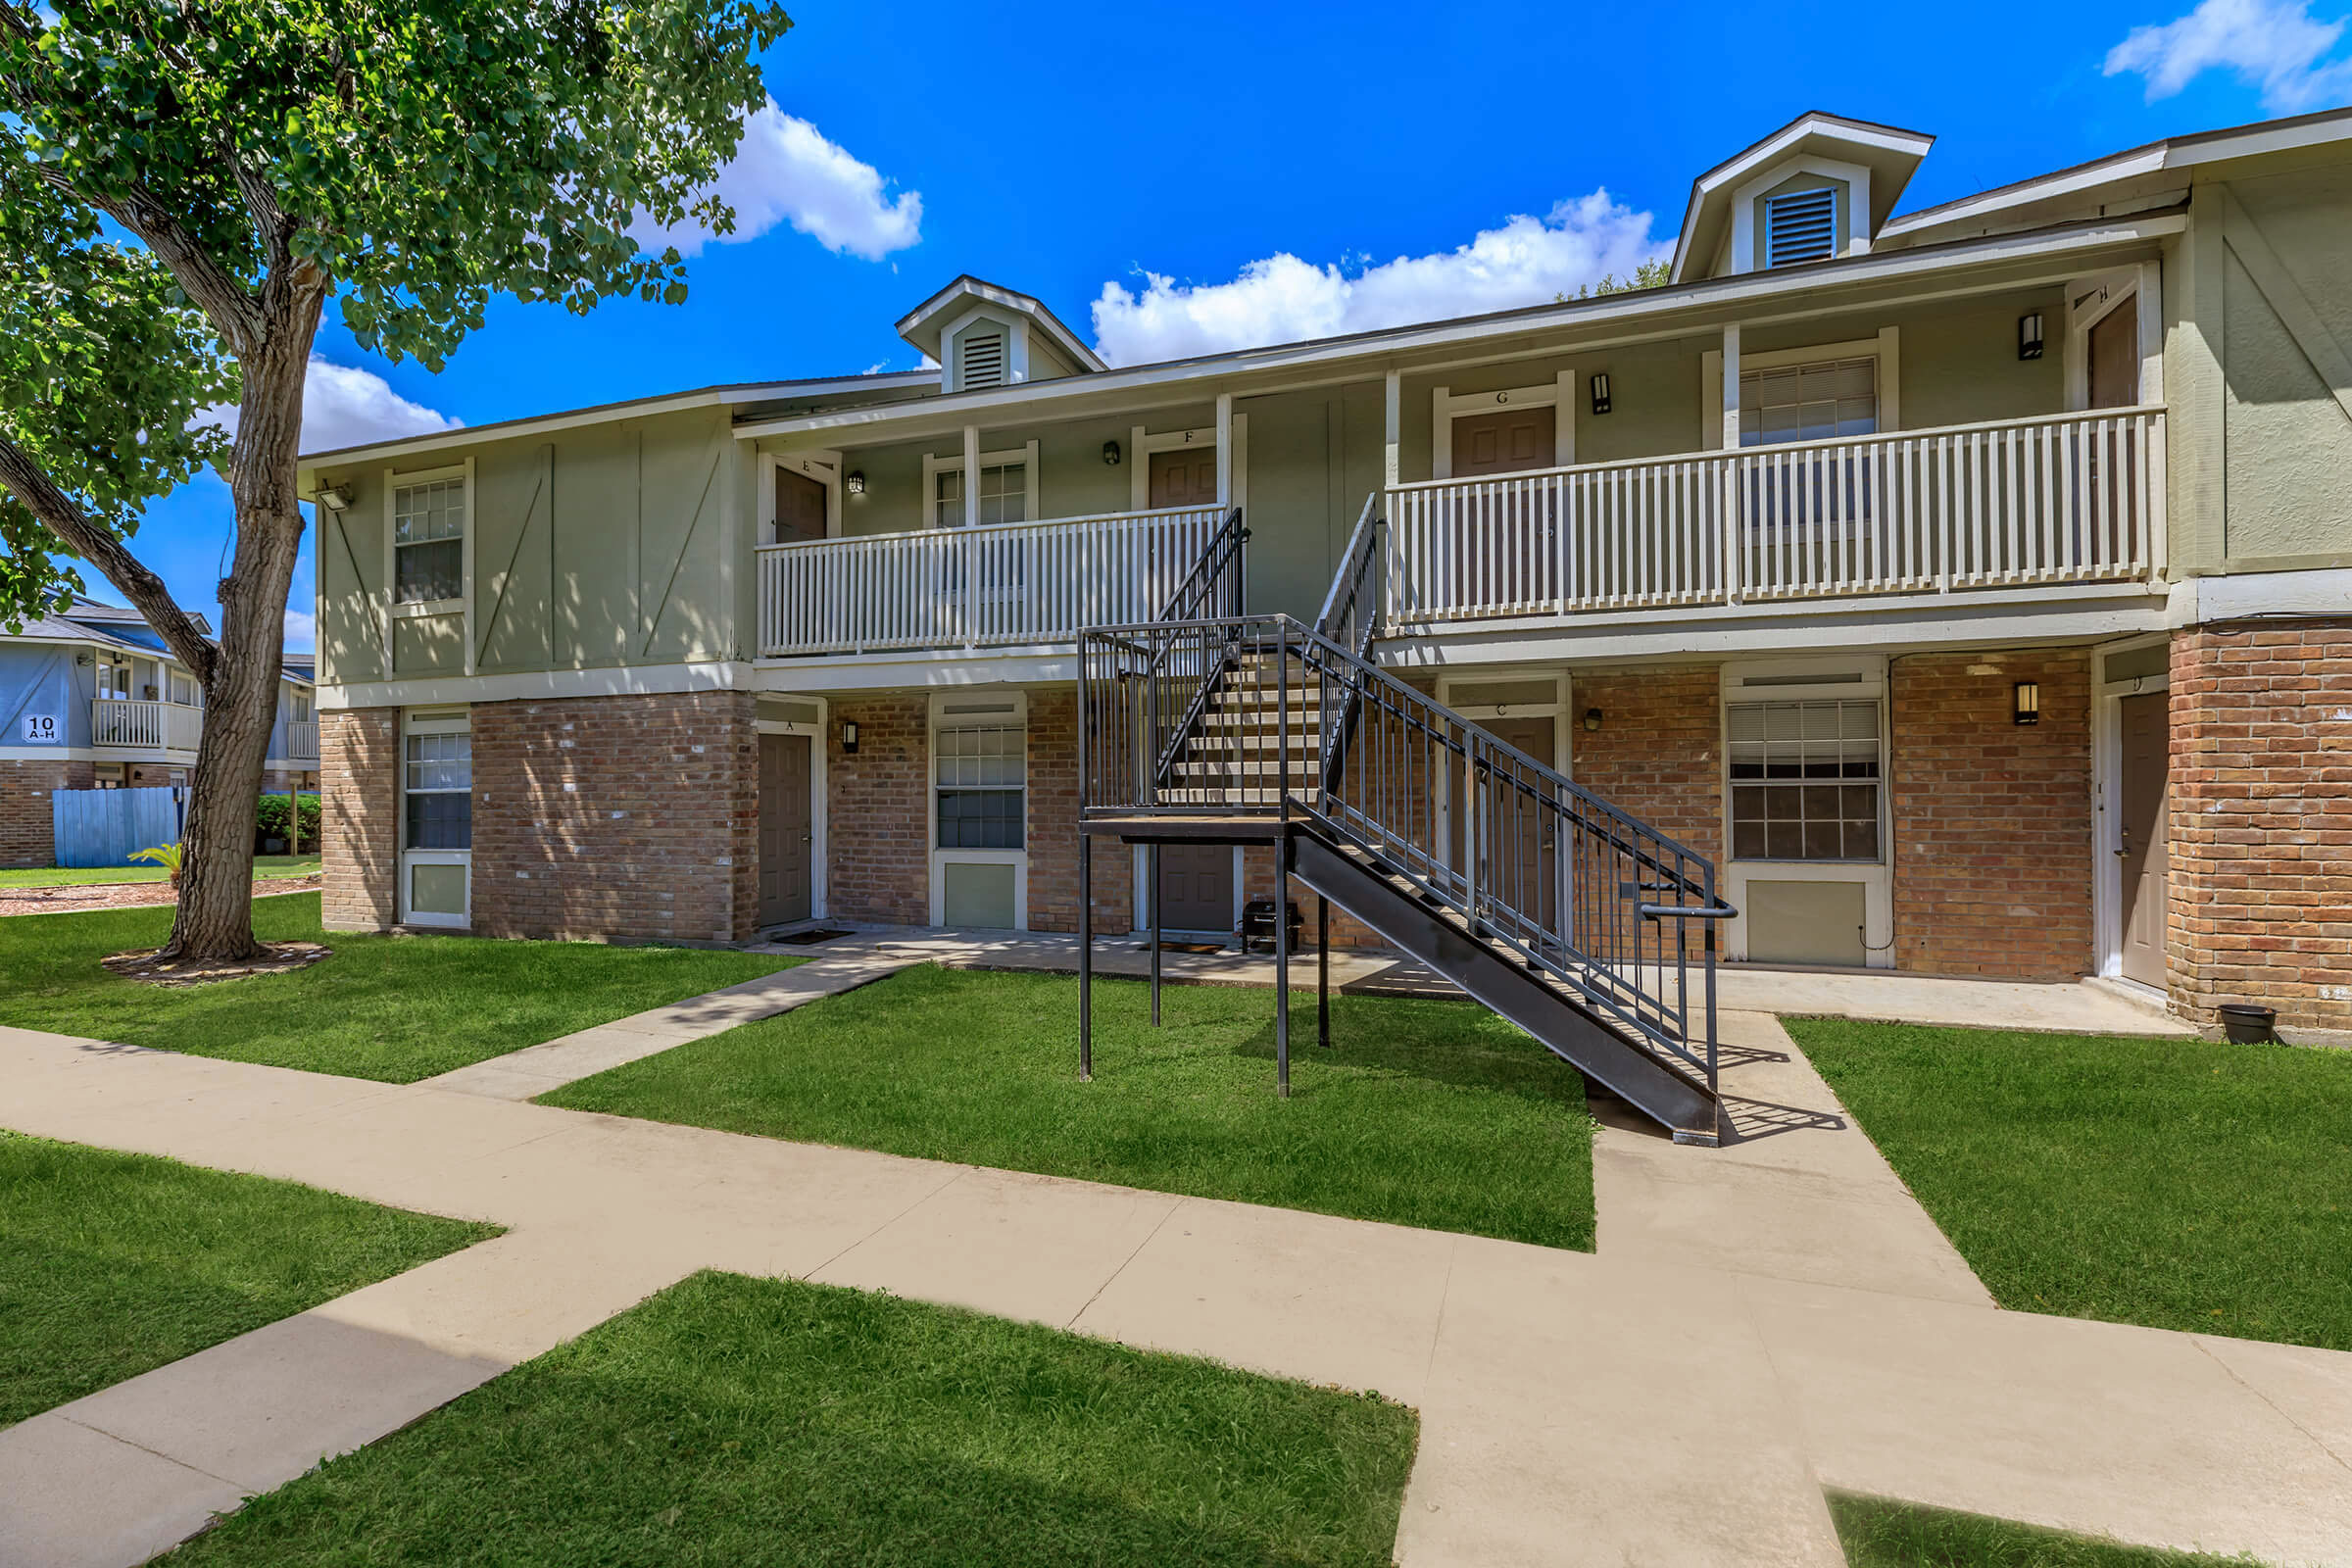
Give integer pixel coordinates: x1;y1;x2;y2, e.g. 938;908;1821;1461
1583;707;1604;733
316;483;353;513
1102;440;1122;466
840;719;860;755
1589;372;1613;416
845;470;867;496
2013;681;2040;726
2018;313;2044;362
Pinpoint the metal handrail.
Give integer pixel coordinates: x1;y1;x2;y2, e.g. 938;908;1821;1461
1080;612;1722;1096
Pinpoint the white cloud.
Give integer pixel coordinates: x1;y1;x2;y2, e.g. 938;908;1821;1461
1089;190;1668;367
202;358;462;457
282;607;317;653
2105;0;2352;112
632;101;922;262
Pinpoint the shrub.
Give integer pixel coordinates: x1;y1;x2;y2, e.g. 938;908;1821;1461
254;793;321;847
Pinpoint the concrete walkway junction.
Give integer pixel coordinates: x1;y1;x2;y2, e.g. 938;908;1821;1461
4;931;2345;1568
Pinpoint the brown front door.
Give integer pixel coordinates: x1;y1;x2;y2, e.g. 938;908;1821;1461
2118;692;2169;988
2088;305;2140;409
758;732;812;928
1451;406;1556;476
1155;844;1234;935
775;466;828;543
1149;447;1219;510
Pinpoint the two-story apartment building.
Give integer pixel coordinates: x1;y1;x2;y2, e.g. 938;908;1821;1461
1;596;322;865
301;107;2352;1037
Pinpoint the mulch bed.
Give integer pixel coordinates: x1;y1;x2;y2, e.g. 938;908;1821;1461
100;940;332;989
0;873;322;918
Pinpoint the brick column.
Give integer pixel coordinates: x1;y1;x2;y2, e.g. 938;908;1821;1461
1567;665;1726;867
1025;685;1132;934
321;708;399;930
2;760;93;868
2169;620;2352;1034
824;694;929;926
1889;649;2093;980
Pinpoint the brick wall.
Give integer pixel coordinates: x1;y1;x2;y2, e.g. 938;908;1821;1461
1889;649;2093;980
824;693;929;926
470;691;756;943
2169;620;2352;1034
1026;686;1133;934
1567;665;1725;868
321;708;398;930
1;759;93;866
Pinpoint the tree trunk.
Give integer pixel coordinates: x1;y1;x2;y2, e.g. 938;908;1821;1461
157;283;327;964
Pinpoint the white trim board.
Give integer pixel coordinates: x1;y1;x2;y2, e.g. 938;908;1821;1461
1428;374;1577;479
320;659;754;711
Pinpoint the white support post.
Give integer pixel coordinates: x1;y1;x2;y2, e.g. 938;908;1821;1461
1720;323;1742;451
961;424;981;530
1214;394;1233;507
1383;369;1401;488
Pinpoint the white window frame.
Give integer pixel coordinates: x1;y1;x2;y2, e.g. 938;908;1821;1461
381;459;475;677
399;706;471;929
922;442;1040;530
1702;329;1900;450
1718;656;1892;968
1427;375;1579;479
927;690;1028;929
759;449;844;544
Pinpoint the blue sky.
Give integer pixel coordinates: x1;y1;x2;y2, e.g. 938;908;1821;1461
109;0;2352;650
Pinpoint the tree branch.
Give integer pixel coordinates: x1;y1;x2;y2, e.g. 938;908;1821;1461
44;168;269;357
0;435;219;681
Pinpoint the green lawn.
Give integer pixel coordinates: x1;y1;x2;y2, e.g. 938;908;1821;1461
0;893;800;1083
546;964;1595;1250
0;855;320;889
0;1133;494;1427
1831;1494;2265;1566
1789;1018;2352;1351
171;1270;1418;1567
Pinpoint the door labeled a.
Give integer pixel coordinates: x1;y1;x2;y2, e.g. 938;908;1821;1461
759;732;813;928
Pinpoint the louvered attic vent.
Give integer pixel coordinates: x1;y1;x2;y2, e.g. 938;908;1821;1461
957;331;1005;391
1763;187;1838;269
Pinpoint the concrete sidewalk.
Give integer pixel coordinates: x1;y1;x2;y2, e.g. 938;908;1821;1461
3;1023;2346;1568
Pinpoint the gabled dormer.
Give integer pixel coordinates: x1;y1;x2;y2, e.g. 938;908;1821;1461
1670;113;1935;284
894;275;1107;394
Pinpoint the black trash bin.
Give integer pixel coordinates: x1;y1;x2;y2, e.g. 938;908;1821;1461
2217;1003;2278;1044
1240;899;1302;955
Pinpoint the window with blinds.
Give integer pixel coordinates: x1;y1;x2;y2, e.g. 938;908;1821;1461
393;478;466;604
1763;186;1838;268
956;330;1005;391
936;720;1025;850
1740;357;1877;447
1727;699;1882;861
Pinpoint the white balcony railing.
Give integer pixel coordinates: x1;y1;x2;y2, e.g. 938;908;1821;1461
1385;407;2167;625
757;504;1229;657
284;719;320;761
91;698;204;752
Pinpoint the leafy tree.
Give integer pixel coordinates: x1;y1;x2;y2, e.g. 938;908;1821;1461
0;0;788;965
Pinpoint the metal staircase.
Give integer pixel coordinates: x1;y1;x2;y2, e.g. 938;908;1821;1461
1076;503;1733;1145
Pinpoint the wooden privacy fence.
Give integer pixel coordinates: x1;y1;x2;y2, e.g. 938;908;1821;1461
51;786;184;868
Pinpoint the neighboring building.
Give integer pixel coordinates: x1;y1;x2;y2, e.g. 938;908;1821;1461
300;108;2352;1037
0;596;320;866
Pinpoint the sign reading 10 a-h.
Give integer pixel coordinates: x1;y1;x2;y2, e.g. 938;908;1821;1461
22;713;60;743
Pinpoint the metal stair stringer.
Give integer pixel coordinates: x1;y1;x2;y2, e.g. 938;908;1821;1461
1284;828;1721;1143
